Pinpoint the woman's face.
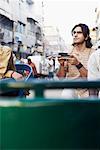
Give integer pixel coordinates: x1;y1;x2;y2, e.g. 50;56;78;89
72;26;86;45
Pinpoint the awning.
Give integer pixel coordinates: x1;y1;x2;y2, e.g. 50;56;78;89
0;9;12;21
27;17;38;23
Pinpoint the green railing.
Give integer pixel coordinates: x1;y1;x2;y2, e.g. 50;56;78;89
0;79;100;149
0;79;100;98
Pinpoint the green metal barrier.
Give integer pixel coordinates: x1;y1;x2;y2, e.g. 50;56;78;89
0;79;100;149
0;79;100;98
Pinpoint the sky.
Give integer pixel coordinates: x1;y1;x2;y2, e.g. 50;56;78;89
42;0;99;45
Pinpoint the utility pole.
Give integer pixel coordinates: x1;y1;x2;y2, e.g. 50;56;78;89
42;1;45;57
12;21;15;50
40;1;49;76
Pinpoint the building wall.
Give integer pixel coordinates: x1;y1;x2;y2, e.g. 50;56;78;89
43;26;66;55
95;3;100;45
0;0;43;56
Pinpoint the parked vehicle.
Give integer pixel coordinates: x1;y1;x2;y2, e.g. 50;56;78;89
0;64;33;97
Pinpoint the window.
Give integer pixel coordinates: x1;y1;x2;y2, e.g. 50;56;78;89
0;15;13;31
16;21;25;34
27;18;35;36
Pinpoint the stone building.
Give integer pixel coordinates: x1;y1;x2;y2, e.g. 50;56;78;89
0;0;43;58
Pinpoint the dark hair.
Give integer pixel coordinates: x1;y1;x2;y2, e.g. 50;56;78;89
71;23;93;48
98;45;100;49
27;58;31;62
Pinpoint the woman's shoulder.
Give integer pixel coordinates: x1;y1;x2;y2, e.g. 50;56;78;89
3;45;12;51
0;45;12;55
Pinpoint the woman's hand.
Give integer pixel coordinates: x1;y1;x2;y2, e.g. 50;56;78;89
58;57;68;67
57;57;68;77
67;55;79;65
58;58;65;66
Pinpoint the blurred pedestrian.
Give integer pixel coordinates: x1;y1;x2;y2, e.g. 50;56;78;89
47;55;54;79
15;54;21;64
27;58;38;78
56;23;95;98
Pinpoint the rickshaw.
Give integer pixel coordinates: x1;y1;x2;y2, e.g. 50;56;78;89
0;63;33;97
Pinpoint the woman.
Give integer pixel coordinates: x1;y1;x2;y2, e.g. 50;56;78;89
0;44;23;80
56;23;95;98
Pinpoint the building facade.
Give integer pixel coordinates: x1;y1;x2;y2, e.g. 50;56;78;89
0;0;43;58
43;26;66;56
93;3;100;48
